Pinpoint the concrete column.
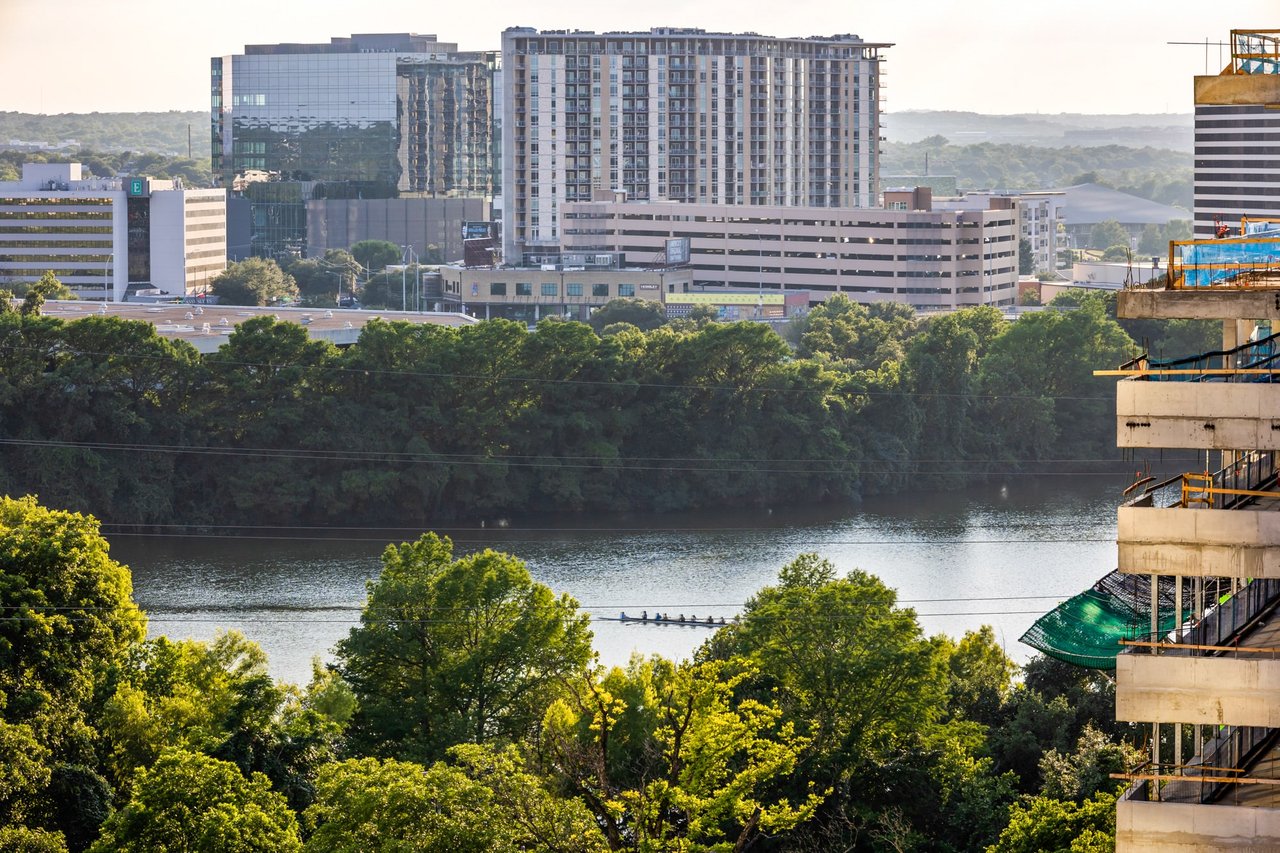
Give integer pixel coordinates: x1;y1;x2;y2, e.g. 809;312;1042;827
1223;319;1239;362
1175;575;1183;642
1151;574;1160;648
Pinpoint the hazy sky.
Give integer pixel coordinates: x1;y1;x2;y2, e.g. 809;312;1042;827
1;0;1273;115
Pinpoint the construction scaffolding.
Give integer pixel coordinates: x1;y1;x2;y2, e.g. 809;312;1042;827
1169;220;1280;289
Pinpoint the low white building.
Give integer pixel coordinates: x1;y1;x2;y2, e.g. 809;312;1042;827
932;190;1065;274
0;162;226;301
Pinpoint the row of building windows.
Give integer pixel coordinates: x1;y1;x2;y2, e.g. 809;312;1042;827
485;281;638;297
0;197;113;206
0;224;113;234
0;267;110;278
0;239;113;249
0;254;111;265
0;210;113;220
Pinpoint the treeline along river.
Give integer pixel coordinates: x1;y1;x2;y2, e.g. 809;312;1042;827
113;475;1125;685
0;291;1212;529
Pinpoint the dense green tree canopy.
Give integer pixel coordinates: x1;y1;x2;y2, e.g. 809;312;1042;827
588;298;667;333
544;656;822;852
337;533;594;762
1088;219;1131;251
303;748;606;852
89;749;302;853
349;240;402;272
708;554;944;773
210;258;298;306
0;496;145;753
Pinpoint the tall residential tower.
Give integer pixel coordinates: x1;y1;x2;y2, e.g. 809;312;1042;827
500;27;888;261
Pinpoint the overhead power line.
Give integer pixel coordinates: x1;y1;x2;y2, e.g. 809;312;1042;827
0;340;1118;402
0;436;1148;477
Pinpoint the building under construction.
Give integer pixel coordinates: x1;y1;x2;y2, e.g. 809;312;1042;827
1024;29;1280;850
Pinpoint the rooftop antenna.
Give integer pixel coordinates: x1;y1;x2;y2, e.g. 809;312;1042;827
1167;38;1231;75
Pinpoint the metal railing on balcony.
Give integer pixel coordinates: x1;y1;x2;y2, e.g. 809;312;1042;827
1123;451;1277;511
1111;330;1280;382
1117;726;1280;805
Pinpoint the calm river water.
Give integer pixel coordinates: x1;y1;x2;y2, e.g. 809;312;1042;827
111;475;1127;686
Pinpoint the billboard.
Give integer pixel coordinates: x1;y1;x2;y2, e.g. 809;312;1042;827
666;292;784;306
462;221;496;241
665;237;691;266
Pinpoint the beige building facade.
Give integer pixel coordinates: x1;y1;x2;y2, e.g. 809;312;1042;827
439;260;691;323
559;193;1019;310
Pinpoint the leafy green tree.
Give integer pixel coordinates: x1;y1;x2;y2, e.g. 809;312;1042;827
902;311;988;477
1087;219;1129;251
303;748;605;852
6;316;199;524
19;271;69;316
1018;237;1035;274
43;764;113;853
977;299;1136;460
1039;725;1140;802
0;497;145;758
287;250;357;305
708;554;944;775
358;266;424;311
986;791;1116;853
349;240;402;272
193;317;342;524
0;720;51;826
89;749;302;853
1101;244;1131;262
0;826;68;853
1137;223;1164;256
543;656;823;852
798;293;916;370
1163;219;1193;244
210;258;298;306
101;634;351;813
940;625;1019;725
588;298;667;333
337;533;594;762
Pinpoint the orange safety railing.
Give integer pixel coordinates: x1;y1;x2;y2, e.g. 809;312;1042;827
1167;234;1280;290
1180;471;1280;508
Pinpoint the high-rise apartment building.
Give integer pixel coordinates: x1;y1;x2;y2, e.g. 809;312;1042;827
0;163;225;300
1193;29;1280;237
501;27;888;261
212;33;496;258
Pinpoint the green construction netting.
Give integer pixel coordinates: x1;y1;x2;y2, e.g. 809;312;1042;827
1020;570;1178;670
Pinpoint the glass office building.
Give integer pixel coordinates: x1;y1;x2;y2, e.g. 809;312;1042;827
212;34;496;259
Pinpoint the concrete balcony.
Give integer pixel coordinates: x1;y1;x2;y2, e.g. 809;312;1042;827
1118;798;1280;851
1117;598;1280;727
1117;381;1280;450
1116;654;1280;728
1118;288;1280;322
1118;506;1280;578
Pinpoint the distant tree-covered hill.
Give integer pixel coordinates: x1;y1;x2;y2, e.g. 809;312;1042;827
0;148;212;187
0;110;206;155
884;110;1193;150
882;137;1191;209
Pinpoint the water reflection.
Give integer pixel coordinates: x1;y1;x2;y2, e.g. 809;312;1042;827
113;475;1125;686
